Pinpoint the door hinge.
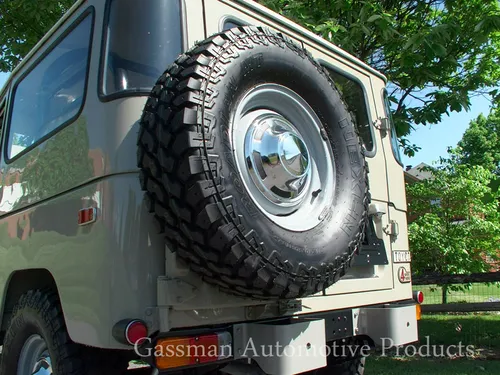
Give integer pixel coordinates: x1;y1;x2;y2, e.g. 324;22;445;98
383;220;399;239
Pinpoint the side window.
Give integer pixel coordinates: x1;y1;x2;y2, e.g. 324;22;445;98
0;99;5;132
382;89;403;165
7;12;93;160
221;20;375;154
101;0;183;97
0;99;5;150
323;67;374;153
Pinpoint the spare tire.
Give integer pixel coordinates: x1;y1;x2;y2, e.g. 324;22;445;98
137;26;368;300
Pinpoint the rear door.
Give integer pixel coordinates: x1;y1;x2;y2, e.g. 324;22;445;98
202;0;396;294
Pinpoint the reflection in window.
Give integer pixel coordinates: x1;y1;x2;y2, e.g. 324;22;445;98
102;0;182;96
8;13;93;159
382;89;403;164
324;68;374;152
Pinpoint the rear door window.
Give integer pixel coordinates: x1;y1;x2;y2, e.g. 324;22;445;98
382;89;403;165
7;11;94;160
100;0;183;98
323;67;374;153
221;21;375;154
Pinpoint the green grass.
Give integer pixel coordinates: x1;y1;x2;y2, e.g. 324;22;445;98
418;314;500;350
364;314;500;374
365;357;500;375
415;284;500;304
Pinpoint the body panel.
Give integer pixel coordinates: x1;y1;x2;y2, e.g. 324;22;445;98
199;0;395;295
0;175;164;349
0;0;413;350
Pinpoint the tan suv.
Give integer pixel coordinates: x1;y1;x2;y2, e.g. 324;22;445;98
0;1;421;374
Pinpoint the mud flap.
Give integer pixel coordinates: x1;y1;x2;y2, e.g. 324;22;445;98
354;303;419;347
233;319;327;375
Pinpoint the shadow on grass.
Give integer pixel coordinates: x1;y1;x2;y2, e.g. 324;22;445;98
365;314;500;374
418;314;500;351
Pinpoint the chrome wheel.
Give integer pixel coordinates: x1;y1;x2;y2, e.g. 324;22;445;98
17;334;53;375
231;84;335;232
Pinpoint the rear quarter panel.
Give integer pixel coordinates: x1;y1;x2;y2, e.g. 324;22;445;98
0;0;166;348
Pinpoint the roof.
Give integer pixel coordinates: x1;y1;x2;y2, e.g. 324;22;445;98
1;0;388;99
405;163;434;181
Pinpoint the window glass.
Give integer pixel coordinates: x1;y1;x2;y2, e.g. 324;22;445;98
323;68;374;152
0;101;5;145
102;0;183;96
8;13;93;159
382;89;403;164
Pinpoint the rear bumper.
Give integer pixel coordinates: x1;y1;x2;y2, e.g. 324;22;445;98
140;300;419;375
354;302;419;346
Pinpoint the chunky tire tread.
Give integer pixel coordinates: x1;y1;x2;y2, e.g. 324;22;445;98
0;289;132;375
330;356;366;375
137;26;369;300
0;289;87;375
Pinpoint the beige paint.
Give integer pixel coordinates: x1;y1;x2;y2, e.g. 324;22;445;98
0;0;414;351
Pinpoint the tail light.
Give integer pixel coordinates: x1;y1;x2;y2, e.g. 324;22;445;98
413;290;424;304
113;319;148;346
413;291;424;321
125;320;148;346
155;331;232;370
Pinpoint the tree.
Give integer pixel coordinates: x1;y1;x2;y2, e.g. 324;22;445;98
444;104;500;203
2;1;499;156
453;106;500;176
0;0;75;72
407;163;500;280
257;0;500;156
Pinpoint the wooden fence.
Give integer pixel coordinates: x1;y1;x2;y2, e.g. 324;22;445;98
412;272;500;313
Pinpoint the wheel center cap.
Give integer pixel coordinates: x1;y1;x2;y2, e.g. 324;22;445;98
279;133;309;178
244;114;311;205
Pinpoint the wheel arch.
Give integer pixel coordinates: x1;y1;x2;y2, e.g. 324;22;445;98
0;269;59;345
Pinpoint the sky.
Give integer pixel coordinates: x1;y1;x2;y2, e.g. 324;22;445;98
0;72;8;91
400;94;494;168
0;71;493;168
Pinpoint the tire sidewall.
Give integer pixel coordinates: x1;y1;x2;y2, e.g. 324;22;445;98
206;37;366;266
1;309;57;375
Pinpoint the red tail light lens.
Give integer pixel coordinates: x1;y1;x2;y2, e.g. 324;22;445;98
413;290;424;304
78;207;96;225
126;320;148;346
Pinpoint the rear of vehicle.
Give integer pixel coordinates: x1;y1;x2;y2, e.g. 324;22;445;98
0;1;420;374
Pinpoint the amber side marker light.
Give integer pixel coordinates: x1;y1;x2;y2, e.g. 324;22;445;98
416;304;422;320
155;332;232;371
413;290;424;321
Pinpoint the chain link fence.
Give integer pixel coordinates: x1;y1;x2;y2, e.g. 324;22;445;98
412;273;500;354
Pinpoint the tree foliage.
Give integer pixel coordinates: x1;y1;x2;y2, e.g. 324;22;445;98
19;117;94;202
0;0;75;72
452;106;500;177
1;0;499;156
257;0;500;156
407;163;500;277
